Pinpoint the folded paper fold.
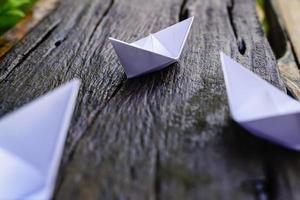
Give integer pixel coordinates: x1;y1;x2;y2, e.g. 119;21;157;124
0;148;43;199
220;52;300;150
0;79;80;199
110;17;194;78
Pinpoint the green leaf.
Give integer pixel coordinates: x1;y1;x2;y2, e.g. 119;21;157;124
5;9;25;17
6;0;31;8
0;0;37;35
0;9;24;33
256;0;265;8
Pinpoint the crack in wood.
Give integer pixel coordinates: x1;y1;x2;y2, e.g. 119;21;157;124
262;161;275;200
154;150;161;200
62;0;115;81
179;0;189;21
86;0;115;46
289;41;300;68
227;0;246;55
0;20;60;82
227;0;237;38
263;0;287;59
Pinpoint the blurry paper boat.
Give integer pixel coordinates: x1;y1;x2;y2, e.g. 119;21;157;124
110;17;194;78
220;52;300;150
0;79;80;199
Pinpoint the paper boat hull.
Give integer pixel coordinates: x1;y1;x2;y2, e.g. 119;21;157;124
110;38;176;78
0;149;44;199
239;112;300;150
109;17;194;78
0;79;80;199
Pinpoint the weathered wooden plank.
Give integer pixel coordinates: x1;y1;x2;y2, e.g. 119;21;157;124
0;0;58;58
266;0;300;100
0;0;288;199
273;0;300;63
277;44;300;99
54;0;281;199
258;1;300;199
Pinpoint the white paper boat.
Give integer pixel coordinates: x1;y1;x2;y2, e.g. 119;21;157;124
0;79;80;199
110;17;194;78
220;52;300;150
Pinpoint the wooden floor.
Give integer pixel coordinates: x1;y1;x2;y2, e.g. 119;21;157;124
1;0;300;199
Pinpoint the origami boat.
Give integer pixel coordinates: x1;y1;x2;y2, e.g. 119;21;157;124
110;17;194;78
220;52;300;150
0;79;80;199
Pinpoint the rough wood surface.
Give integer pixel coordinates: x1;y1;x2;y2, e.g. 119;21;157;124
266;0;300;100
0;0;58;58
272;0;300;63
0;0;296;199
261;1;300;199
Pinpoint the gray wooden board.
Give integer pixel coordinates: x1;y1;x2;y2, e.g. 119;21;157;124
0;0;297;199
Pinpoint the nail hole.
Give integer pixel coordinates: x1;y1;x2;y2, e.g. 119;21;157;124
55;41;62;47
237;38;246;55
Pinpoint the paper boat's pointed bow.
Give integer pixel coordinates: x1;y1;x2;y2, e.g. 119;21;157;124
0;79;80;199
110;17;194;78
220;52;300;151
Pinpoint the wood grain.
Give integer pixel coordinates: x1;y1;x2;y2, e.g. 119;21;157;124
267;0;300;100
0;0;58;58
0;0;295;199
260;1;300;199
274;0;300;63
